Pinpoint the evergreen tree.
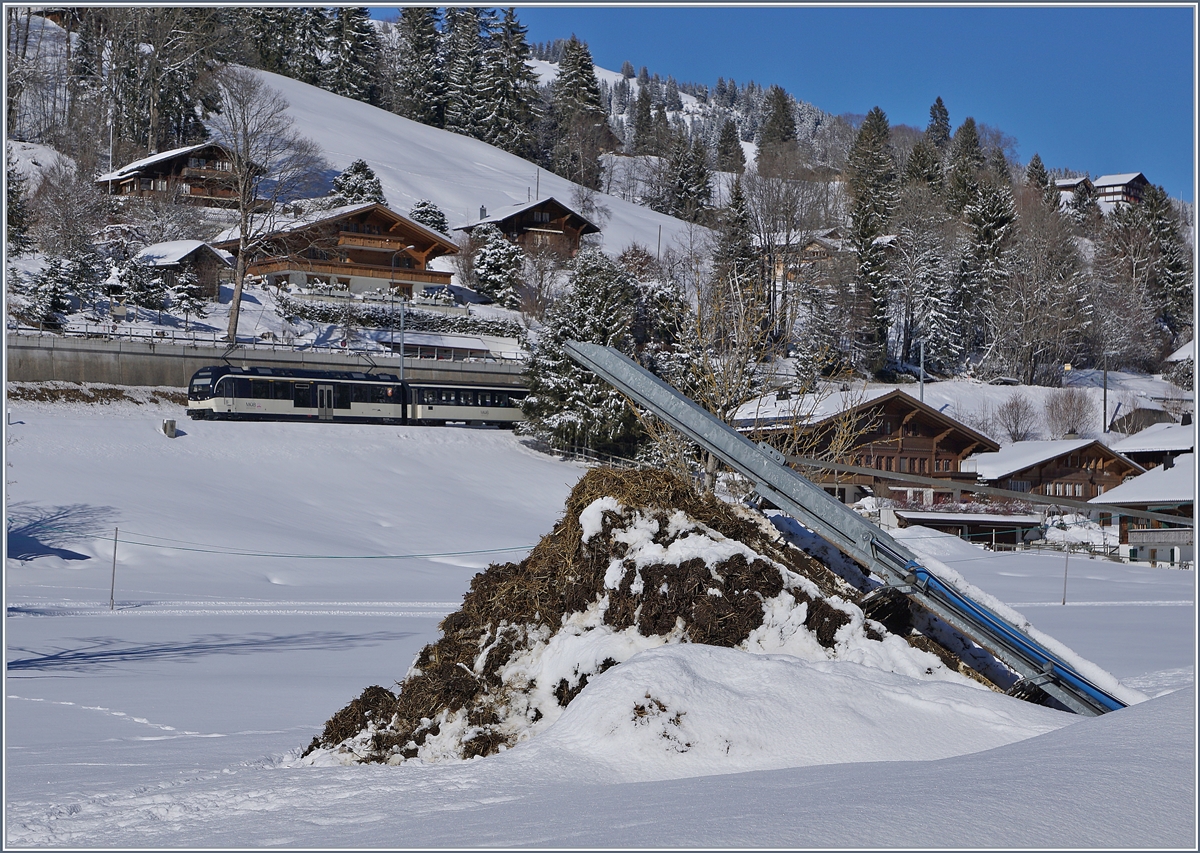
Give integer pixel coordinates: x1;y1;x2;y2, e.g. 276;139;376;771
118;257;165;318
665;137;712;222
664;76;682;111
171;265;208;331
324;7;380;103
471;224;525;309
550;35;607;188
1140;184;1194;338
5;154;31;256
845;106;898;374
711;178;758;288
620;60;635;78
29;258;72;327
926;96;951;151
290;7;330;86
63;249;106;310
755;84;797;174
715;119;746;173
479;8;539;156
1025;152;1050;191
409;199;451;235
1067;178;1102;233
443;7;489;137
631;85;654;154
947;116;985;213
958;179;1017;347
392;7;445;127
332;159;387;205
903;138;943;191
522;248;641;456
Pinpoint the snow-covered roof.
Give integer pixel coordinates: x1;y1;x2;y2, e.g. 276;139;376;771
733;386;895;428
1165;339;1194;363
212;202;458;252
453;196;600;235
1092;173;1146;188
895;510;1044;526
962;439;1140;481
135;239;231;268
95;142;214;183
1090;454;1195;506
1054;176;1090;189
1110;422;1195;455
402;332;489;351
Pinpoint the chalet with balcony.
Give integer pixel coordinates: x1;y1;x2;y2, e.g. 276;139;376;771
961;439;1144;501
211;203;458;299
1093;172;1149;207
454;197;600;257
1091;453;1193;566
96;142;241;208
734;387;999;503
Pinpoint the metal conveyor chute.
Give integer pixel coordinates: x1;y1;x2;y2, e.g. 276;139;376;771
564;339;1126;716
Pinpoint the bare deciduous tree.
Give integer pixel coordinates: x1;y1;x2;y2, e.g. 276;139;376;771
208;67;326;341
995;392;1040;442
1044;387;1096;438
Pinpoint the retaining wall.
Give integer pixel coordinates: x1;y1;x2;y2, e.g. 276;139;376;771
5;333;526;388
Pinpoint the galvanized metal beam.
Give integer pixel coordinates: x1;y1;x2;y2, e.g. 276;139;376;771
564;340;1125;716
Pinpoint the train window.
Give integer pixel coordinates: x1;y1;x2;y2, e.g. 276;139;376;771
351;385;370;404
251;380;270;399
495;392;509;407
421;388;436;405
460;390;475;406
293;383;311;407
273;381;292;400
479;391;492;407
235;378;251;397
438;389;456;405
334;384;352;409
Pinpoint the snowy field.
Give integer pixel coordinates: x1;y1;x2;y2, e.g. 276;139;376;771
4;397;1195;848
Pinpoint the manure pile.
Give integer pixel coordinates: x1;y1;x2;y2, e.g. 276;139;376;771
304;468;998;765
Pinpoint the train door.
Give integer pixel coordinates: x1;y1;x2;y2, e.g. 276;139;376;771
317;385;334;420
222;378;235;413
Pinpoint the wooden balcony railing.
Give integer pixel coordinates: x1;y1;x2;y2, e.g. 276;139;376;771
336;233;412;252
248;256;452;286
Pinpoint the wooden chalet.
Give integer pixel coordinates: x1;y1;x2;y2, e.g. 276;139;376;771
97;142;242;208
735;387;999;503
454;197;600;257
1110;422;1194;471
961;439;1144;501
1091;453;1193;566
134;240;231;299
1093;172;1150;206
211;203;457;298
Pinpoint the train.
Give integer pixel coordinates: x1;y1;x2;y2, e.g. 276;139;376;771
186;365;526;427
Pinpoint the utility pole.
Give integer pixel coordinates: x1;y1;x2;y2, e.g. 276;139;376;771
919;339;926;404
110;528;118;611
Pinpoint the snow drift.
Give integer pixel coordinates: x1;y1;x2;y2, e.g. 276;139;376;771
303;467;1028;767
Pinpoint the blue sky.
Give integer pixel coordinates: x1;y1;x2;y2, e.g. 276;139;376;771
374;5;1196;202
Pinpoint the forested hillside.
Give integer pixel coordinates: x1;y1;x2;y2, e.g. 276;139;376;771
6;6;1194;445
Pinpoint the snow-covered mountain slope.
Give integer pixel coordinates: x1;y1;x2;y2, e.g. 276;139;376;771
253;68;697;255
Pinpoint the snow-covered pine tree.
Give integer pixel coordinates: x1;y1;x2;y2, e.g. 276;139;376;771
947;117;985;214
472;224;525;309
29;258;72;327
63;249;106;310
846;106;898;374
324;7;379;103
710;177;757;287
332;159;387;206
1140;183;1194;340
715;118;745;173
522;248;641;457
664;76;683;111
479;8;539;156
408;200;451;236
6;153;32;256
118;257;165;319
443;7;491;139
392;6;444;127
665;136;712;223
290;7;330;87
903;138;943;193
755;84;797;175
631;85;654;155
926;96;951;152
171;265;208;331
550;35;607;188
1067;178;1102;234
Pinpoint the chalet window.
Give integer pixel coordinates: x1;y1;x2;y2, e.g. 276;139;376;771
533;211;551;224
1096;484;1105;495
214;160;231;171
883;420;892;435
1009;480;1031;492
898;457;909;473
919;457;927;474
886;456;894;472
1068;454;1078;467
188;157;206;169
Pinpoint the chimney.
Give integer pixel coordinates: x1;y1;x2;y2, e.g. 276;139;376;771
479;205;487;220
1163;455;1175;470
1182;412;1192;426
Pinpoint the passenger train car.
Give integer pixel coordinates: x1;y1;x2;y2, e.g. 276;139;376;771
186;365;526;427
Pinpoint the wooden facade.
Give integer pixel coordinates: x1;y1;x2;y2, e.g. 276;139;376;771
1093;172;1150;206
212;203;457;298
455;197;600;258
135;240;230;299
963;439;1144;501
739;389;999;503
97;143;241;208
